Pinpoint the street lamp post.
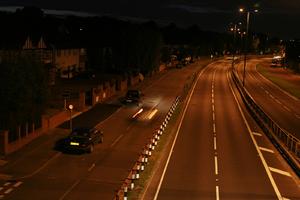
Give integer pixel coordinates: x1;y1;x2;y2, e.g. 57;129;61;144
242;11;250;87
231;24;237;70
68;104;74;130
230;23;241;70
239;8;257;87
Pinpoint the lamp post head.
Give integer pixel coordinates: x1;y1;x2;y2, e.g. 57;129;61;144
239;8;244;12
68;104;74;110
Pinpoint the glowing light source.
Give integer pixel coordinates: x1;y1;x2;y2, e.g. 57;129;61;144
132;108;144;118
148;109;158;120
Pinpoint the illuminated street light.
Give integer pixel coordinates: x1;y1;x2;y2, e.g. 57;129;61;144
239;7;258;87
68;104;74;130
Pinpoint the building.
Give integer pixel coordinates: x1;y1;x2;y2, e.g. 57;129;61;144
0;35;86;83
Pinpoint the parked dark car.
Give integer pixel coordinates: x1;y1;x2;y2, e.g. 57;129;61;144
123;89;142;104
64;127;103;153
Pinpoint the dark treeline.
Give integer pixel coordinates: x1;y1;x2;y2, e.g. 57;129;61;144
0;6;282;132
0;55;48;133
285;40;300;73
0;7;281;74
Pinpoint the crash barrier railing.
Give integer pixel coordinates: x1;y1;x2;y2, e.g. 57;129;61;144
231;69;300;176
114;96;180;200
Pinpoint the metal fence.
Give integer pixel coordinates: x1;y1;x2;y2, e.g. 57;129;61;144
231;69;300;176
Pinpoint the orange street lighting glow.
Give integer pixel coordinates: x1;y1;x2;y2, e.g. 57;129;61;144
148;109;158;120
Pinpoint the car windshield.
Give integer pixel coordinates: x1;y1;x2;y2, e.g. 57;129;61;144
126;90;139;97
70;128;91;137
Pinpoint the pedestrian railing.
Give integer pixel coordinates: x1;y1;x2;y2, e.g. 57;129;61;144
231;69;300;176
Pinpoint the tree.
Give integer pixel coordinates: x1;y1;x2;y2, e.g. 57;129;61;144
0;54;48;131
113;22;163;75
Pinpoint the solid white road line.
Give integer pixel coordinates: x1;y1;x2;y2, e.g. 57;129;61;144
214;156;218;175
13;181;22;187
252;132;262;136
110;134;124;147
153;62;208;200
216;186;220;200
259;147;274;154
269;167;292;177
228;71;283;200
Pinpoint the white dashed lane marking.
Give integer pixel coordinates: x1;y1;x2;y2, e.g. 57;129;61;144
88;163;96;172
13;181;22;188
214;137;217;150
214;156;218;175
216;186;220;200
275;99;282;105
269;167;291;177
3;183;10;187
283;106;291;112
4;188;13;194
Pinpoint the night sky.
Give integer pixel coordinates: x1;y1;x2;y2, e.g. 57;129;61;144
0;0;299;39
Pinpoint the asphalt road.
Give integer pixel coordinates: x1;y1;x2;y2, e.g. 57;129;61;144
236;58;300;139
153;60;300;200
0;59;210;200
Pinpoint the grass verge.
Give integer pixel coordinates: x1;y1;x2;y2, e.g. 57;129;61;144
257;64;300;99
126;61;207;199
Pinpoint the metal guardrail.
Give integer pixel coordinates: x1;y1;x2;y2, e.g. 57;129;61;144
231;69;300;176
